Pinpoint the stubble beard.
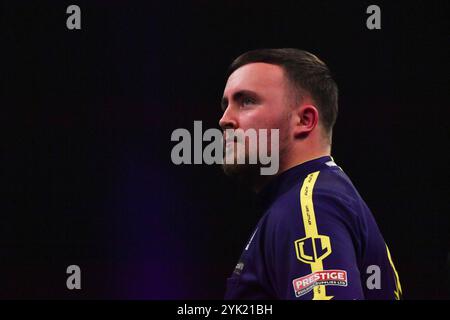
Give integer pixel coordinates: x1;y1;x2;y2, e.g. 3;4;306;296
221;134;289;191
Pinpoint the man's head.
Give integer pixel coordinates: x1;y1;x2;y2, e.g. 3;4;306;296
219;48;338;189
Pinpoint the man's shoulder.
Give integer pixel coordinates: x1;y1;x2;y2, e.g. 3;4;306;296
313;167;363;207
272;166;360;206
265;166;364;226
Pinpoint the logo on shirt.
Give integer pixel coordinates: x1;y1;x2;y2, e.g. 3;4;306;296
233;262;245;275
292;270;348;297
294;235;332;264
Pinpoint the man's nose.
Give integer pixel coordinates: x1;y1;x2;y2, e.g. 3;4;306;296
219;106;238;130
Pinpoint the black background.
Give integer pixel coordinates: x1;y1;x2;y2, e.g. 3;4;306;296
2;0;449;299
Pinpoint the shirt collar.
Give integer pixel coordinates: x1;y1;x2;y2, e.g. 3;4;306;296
256;155;335;212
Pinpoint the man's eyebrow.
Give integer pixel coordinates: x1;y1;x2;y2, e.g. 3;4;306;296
221;90;259;110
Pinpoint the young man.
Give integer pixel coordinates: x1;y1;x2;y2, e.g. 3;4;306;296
220;48;402;300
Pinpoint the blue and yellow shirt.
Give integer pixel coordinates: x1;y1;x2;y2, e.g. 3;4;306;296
225;156;402;300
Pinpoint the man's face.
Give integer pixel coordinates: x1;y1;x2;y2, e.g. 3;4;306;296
219;62;293;179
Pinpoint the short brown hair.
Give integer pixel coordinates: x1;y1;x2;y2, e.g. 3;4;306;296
227;48;338;138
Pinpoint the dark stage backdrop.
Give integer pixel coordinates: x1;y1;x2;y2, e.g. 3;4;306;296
2;0;449;299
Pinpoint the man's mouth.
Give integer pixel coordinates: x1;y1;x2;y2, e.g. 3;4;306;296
223;133;241;144
223;136;240;154
224;138;242;150
225;140;236;146
225;141;236;153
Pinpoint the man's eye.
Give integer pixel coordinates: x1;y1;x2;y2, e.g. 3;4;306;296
242;97;255;106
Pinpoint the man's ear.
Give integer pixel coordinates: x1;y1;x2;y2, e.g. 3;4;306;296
292;104;319;139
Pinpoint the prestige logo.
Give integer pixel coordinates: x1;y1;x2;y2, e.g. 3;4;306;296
292;270;348;297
